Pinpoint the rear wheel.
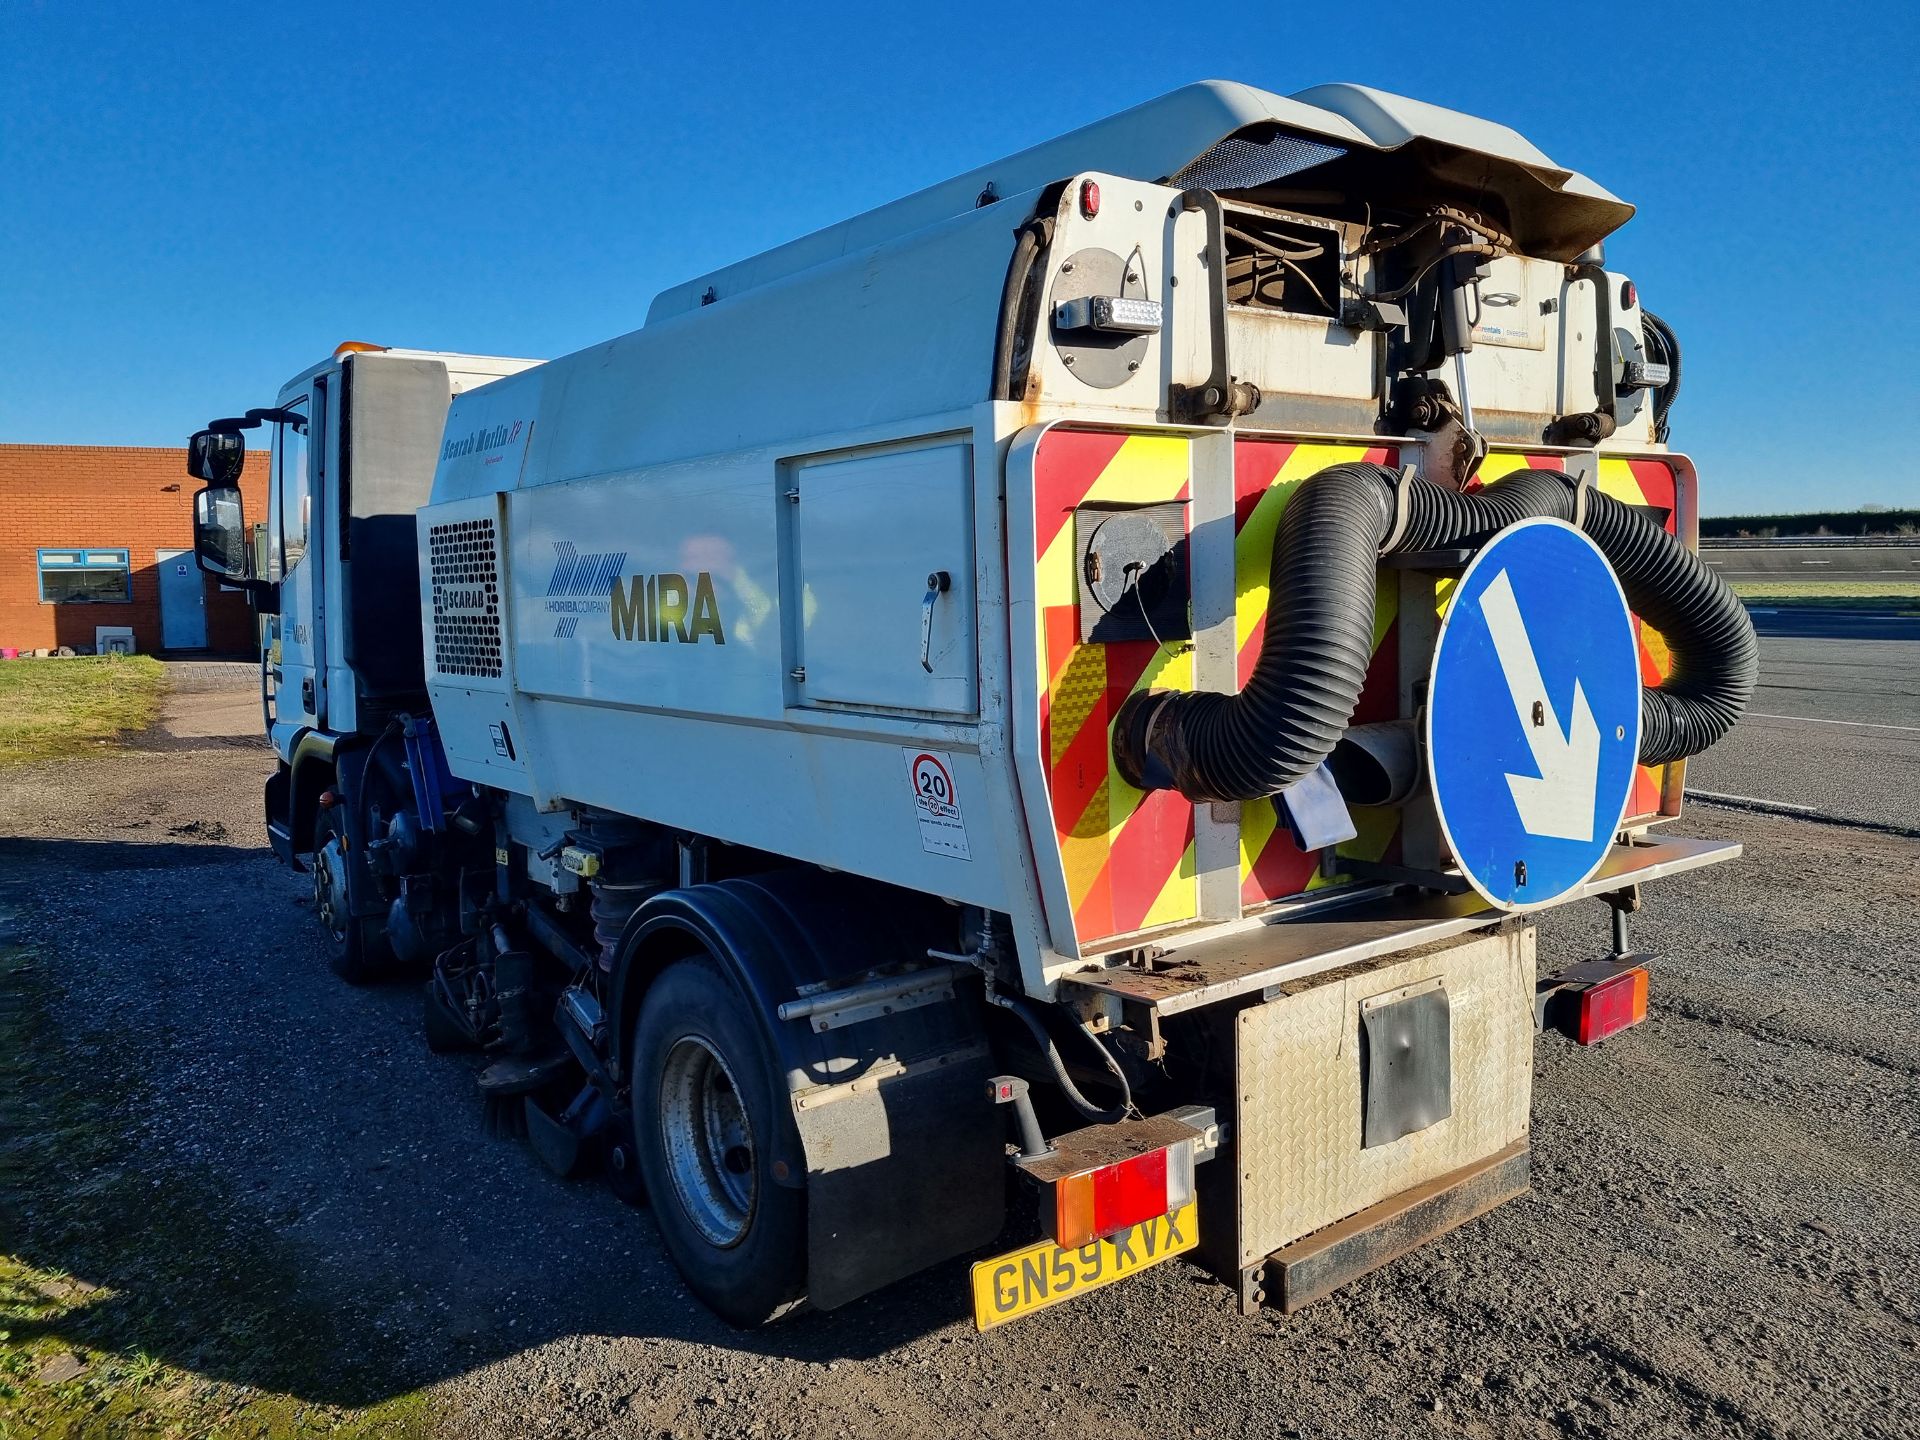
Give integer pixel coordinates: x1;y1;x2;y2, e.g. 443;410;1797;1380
312;807;387;985
630;956;805;1326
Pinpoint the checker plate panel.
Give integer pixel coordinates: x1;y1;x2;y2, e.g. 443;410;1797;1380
1234;927;1534;1267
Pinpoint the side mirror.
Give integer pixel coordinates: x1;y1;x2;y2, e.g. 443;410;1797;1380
193;485;251;580
188;429;246;485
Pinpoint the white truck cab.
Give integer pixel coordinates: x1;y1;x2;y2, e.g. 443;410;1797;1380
203;345;538;860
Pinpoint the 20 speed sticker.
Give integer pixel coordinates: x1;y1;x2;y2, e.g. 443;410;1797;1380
903;749;971;860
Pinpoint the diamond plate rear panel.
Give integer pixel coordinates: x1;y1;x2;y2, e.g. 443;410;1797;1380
1234;927;1534;1267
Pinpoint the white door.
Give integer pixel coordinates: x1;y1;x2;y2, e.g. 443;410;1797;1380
270;390;323;728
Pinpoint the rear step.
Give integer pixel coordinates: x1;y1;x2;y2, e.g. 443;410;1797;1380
1246;1140;1530;1314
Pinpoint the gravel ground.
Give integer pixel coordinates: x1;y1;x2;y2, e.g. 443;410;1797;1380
1;670;1916;1439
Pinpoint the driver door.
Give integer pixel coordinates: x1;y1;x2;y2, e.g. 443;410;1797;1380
268;386;324;736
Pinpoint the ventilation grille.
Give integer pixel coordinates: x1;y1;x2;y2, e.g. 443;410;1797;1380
1172;129;1346;193
428;518;502;679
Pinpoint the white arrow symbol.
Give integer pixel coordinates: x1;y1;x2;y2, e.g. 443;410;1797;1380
1478;568;1601;843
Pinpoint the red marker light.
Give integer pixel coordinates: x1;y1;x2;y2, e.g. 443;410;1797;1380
1079;179;1100;219
1093;1147;1165;1229
1620;279;1638;310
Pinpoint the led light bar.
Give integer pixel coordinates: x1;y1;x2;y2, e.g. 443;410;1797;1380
1619;360;1671;392
1053;295;1163;335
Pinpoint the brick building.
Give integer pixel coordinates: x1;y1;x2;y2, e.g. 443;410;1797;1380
0;444;271;655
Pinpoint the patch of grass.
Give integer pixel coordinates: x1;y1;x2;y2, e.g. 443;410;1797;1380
0;656;168;766
0;945;437;1439
1730;581;1920;612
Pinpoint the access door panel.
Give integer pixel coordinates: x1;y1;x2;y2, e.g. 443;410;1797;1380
792;441;977;716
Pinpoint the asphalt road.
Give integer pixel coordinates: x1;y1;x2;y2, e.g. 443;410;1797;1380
1701;541;1920;582
1685;608;1920;830
2;667;1916;1439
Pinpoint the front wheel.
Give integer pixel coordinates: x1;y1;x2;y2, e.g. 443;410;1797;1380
312;807;388;985
630;957;806;1326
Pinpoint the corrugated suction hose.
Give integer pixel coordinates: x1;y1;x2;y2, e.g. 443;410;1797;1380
1114;462;1756;802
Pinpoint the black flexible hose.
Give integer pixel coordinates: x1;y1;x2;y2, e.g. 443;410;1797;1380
1115;461;1756;800
1583;487;1757;764
991;992;1132;1125
991;214;1052;401
1642;310;1682;444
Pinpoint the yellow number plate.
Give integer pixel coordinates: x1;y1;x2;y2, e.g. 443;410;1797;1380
970;1203;1198;1331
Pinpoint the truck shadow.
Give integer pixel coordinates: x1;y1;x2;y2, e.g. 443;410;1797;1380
0;835;995;1411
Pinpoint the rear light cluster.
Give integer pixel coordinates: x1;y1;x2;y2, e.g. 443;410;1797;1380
1050;1140;1196;1250
1538;958;1651;1045
1575;965;1649;1044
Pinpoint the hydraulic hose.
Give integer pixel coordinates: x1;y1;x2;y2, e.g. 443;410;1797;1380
1114;462;1756;801
1583;486;1757;764
991;211;1054;402
989;991;1132;1125
1642;310;1682;444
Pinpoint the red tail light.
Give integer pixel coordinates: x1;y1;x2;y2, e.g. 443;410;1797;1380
1540;958;1652;1046
1051;1140;1194;1250
1576;966;1649;1045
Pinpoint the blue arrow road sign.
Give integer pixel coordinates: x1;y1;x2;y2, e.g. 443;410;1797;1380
1426;517;1642;910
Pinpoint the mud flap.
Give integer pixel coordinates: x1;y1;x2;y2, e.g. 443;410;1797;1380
525;1085;609;1179
265;767;299;870
794;1043;1003;1311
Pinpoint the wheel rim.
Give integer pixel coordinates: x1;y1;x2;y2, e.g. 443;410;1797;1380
658;1035;756;1247
314;832;350;948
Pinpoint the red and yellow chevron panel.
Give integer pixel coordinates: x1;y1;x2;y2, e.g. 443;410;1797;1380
1035;430;1693;947
1036;430;1197;947
1481;451;1687;820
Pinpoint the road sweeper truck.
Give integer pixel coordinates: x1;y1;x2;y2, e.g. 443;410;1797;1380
185;80;1755;1329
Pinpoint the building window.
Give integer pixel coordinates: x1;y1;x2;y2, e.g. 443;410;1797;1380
37;548;132;604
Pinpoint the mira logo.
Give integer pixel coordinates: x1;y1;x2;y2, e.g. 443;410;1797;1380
538;540;726;644
611;572;725;645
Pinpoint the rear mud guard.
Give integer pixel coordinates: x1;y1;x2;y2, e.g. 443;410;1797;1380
613;873;1005;1310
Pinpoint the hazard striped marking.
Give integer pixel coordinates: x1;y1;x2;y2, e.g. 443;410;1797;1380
1036;431;1196;946
1032;431;1695;943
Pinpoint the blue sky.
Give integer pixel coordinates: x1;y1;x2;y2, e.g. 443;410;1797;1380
3;1;1915;515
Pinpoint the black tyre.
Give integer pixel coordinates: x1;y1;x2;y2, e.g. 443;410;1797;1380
312;807;387;985
630;956;805;1326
